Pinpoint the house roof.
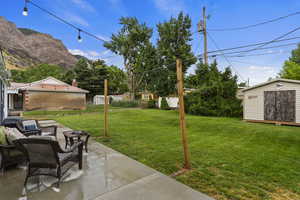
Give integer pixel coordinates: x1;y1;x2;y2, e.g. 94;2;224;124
9;77;89;93
242;78;300;92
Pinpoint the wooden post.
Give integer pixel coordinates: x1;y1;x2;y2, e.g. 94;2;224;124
176;58;191;169
104;79;109;137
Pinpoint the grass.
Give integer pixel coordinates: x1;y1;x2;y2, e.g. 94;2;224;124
25;108;300;200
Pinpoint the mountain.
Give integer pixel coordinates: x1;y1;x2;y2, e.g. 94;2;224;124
0;16;78;69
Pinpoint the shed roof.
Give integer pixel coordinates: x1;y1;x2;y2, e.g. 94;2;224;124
9;77;89;93
242;78;300;92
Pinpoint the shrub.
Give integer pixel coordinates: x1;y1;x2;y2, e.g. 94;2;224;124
111;100;139;108
147;99;157;108
160;97;170;110
185;89;242;117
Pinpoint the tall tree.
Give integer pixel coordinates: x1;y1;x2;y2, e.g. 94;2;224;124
106;65;128;94
151;12;196;97
104;17;153;100
279;44;300;80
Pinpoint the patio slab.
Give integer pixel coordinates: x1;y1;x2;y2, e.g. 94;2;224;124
0;121;213;200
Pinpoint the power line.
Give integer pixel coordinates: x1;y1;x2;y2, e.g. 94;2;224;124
207;32;246;82
208;11;300;31
209;42;298;57
202;36;300;55
27;0;108;43
235;26;300;56
226;50;289;58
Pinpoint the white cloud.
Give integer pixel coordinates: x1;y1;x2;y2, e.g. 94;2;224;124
246;65;279;85
63;12;89;27
71;0;96;12
69;49;124;68
153;0;185;16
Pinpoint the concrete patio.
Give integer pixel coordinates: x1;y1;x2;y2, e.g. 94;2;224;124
0;120;213;200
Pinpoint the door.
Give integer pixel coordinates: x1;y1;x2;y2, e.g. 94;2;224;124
264;90;295;122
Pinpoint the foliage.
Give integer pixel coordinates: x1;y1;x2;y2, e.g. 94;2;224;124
147;12;196;97
160;97;170;110
111;100;139;108
147;99;157;108
279;44;300;79
185;61;242;117
279;61;300;80
34;108;300;200
104;17;153;99
11;64;65;83
106;65;128;94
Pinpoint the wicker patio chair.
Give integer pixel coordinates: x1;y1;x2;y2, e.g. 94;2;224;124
14;137;83;192
0;134;25;174
17;120;57;138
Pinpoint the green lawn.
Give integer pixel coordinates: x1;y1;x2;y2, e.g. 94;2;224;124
25;108;300;200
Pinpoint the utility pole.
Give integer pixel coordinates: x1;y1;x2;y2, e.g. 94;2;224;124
104;79;109;137
176;58;191;170
198;6;208;65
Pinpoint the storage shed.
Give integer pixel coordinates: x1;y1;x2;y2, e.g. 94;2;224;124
243;78;300;125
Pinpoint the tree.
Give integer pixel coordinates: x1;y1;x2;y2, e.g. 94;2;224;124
73;59;108;99
104;17;153;100
149;12;196;97
184;61;242;117
11;64;65;83
107;65;128;94
279;61;300;80
279;44;300;80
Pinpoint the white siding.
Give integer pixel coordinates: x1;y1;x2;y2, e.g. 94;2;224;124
243;81;300;123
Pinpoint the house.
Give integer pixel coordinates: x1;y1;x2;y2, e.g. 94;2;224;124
0;49;8;123
7;77;89;111
242;78;300;125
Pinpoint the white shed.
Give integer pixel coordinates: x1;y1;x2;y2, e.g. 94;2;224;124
243;78;300;125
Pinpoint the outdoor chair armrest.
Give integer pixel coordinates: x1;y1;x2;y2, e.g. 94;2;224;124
0;144;16;150
60;141;83;153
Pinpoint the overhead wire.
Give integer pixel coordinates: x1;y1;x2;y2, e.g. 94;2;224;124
208;11;300;31
207;32;246;82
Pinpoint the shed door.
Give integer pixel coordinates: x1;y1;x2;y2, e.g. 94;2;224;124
264;90;295;122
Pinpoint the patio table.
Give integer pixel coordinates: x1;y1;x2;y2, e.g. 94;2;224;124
63;130;90;153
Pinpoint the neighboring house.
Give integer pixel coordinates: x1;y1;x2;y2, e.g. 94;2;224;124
0;49;8;123
8;77;89;111
243;78;300;125
141;91;155;101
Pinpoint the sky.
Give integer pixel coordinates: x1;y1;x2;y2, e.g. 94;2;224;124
2;0;300;85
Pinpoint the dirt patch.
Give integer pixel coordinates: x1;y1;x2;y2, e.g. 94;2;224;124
269;188;300;200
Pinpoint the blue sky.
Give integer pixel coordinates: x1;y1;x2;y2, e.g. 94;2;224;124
3;0;300;85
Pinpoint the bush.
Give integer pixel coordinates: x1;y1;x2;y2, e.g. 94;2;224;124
160;97;170;110
111;100;139;108
185;89;242;117
147;99;157;108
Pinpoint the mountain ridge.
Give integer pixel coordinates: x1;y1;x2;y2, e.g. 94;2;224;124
0;16;78;69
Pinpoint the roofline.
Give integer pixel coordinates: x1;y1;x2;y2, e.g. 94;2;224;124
242;78;300;92
20;88;89;93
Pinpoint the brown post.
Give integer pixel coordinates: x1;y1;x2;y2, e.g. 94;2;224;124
176;58;191;169
104;79;109;137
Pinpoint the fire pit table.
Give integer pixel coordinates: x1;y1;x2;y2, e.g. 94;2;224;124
63;130;90;153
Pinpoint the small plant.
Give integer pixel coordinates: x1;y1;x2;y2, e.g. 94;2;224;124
160;97;170;110
111;100;139;108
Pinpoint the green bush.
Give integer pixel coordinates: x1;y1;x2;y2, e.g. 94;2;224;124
147;99;157;108
111;100;139;108
185;89;242;117
160;97;170;110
